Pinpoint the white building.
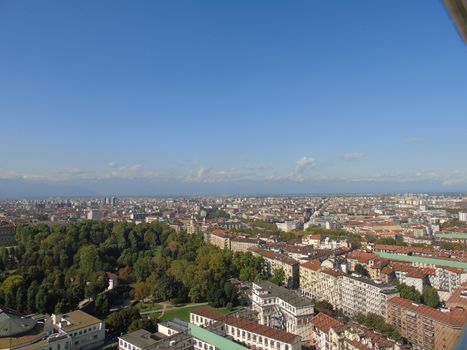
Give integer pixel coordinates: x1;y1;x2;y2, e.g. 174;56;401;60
459;212;467;222
86;210;104;220
52;310;105;350
190;308;302;350
276;221;298;232
340;274;399;319
250;280;314;343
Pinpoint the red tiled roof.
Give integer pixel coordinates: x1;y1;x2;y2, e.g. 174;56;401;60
447;282;467;309
250;247;298;265
300;260;321;271
389;297;467;327
310;313;344;332
191;307;224;322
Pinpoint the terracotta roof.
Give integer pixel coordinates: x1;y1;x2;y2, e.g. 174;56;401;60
224;315;299;344
389;297;467;327
300;260;321;271
347;251;377;264
447;282;467;309
310;313;344;333
250;247;298;265
211;229;227;237
321;268;345;277
191;307;224;322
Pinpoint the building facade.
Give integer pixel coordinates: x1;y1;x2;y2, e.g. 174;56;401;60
387;297;467;350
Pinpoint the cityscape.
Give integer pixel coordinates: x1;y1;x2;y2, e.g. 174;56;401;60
0;1;466;350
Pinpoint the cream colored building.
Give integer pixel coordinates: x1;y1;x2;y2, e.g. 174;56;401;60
250;247;300;289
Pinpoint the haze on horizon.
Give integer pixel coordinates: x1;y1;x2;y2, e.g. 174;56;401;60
1;0;466;198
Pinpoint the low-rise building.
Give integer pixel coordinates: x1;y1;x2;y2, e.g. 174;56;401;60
190;307;302;350
52;310;105;350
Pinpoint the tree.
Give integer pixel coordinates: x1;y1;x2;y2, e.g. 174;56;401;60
314;300;335;316
95;293;110;317
15;287;26;313
106;307;141;334
134;282;151;301
396;282;422;303
423;287;440;308
354;264;369;277
353;313;400;340
271;268;285;286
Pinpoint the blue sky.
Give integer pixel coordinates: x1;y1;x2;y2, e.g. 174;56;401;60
0;0;466;196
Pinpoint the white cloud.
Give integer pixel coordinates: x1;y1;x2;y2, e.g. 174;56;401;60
344;152;365;160
289;156;317;181
295;156;316;171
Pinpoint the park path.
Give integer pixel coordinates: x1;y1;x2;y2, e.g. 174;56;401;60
140;301;208;316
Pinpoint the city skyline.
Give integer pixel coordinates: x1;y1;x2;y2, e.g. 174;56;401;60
1;0;466;197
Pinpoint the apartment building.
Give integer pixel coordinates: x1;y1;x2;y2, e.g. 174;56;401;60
190;308;302;350
250;247;300;289
250;280;314;343
387;297;467;350
276;221;298;232
207;229;259;253
299;260;321;299
230;236;260;253
207;229;230;250
340;274;399;318
446;282;467;310
310;313;400;350
433;266;467;293
309;313;344;350
312;268;344;309
52;310;105;350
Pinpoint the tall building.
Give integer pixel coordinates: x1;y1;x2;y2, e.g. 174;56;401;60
387;297;467;350
459;212;467;222
340;274;399;318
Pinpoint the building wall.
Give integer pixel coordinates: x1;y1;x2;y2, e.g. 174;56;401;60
387;301;463;350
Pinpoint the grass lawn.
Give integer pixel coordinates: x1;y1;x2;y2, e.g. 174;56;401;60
160;305;233;322
136;302;162;313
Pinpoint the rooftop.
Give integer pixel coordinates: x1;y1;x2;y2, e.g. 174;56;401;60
253;280;313;308
389;297;467;327
310;313;344;333
375;252;467;270
119;329;161;349
53;310;102;332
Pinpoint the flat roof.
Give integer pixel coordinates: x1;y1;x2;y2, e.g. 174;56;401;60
188;323;248;350
55;310;102;332
435;233;467;239
119;329;161;349
375;252;467;270
253;280;313;307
